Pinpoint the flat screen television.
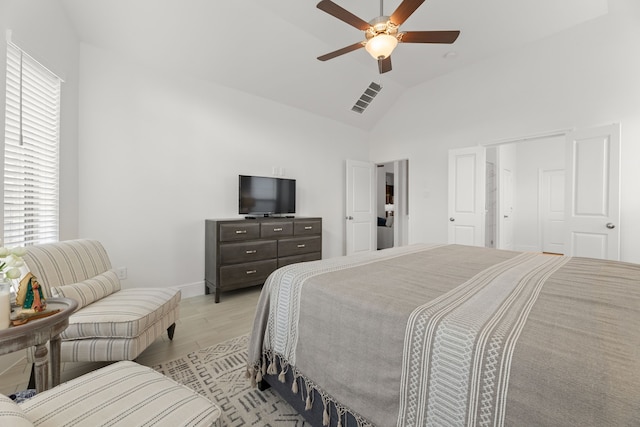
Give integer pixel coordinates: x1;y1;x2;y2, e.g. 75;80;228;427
239;175;296;216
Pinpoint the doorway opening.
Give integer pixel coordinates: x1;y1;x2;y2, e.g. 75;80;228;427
375;159;409;250
484;137;565;253
376;164;394;249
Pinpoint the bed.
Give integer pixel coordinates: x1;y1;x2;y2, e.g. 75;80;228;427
247;244;640;426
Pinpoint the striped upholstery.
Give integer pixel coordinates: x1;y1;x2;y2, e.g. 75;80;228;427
23;240;112;297
62;287;180;339
15;361;221;427
23;240;181;362
0;394;32;427
59;300;181;361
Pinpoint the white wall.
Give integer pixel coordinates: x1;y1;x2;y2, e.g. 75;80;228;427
0;0;80;242
77;44;368;296
369;0;640;263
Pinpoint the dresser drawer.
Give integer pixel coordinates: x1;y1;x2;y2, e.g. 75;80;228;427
219;259;278;288
278;252;321;268
294;219;321;236
220;240;277;264
278;236;321;257
261;221;293;238
219;222;260;242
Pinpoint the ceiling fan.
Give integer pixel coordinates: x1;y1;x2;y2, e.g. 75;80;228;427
317;0;460;74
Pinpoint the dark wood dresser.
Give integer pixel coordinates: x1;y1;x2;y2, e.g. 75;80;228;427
205;217;322;302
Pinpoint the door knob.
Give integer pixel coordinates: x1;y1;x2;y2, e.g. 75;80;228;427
346;216;354;220
449;217;455;222
606;223;615;229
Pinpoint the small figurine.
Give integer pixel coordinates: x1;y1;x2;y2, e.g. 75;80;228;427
16;273;46;313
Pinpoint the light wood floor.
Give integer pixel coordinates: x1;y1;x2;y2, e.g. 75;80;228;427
0;286;262;396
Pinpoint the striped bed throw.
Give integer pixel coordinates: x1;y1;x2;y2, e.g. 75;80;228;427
248;243;640;427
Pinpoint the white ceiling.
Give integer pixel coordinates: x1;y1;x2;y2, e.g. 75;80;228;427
59;0;608;131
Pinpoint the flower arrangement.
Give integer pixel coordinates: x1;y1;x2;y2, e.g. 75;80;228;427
0;245;26;280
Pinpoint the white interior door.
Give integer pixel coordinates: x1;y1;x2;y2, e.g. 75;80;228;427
541;169;565;254
448;147;486;246
565;124;620;260
498;167;514;250
346;159;376;255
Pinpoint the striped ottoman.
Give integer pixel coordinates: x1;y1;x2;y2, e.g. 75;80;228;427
0;361;221;426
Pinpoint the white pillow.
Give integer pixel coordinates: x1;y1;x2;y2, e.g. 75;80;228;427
50;270;121;310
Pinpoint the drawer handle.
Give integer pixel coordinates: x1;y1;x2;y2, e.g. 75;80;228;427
245;250;257;254
273;227;283;232
235;230;247;234
297;244;306;248
246;270;257;275
304;226;313;230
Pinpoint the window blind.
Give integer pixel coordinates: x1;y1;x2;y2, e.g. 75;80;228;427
3;42;61;247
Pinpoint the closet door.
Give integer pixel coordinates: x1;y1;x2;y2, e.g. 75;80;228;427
565;123;620;260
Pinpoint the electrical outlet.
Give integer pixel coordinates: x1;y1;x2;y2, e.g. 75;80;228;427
116;267;127;280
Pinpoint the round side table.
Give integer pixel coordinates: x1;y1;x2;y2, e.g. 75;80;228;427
0;297;77;392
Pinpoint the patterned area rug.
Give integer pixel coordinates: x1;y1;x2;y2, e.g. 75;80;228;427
153;334;309;426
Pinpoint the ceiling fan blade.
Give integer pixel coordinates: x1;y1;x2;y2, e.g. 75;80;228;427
378;56;392;74
390;0;426;26
317;41;365;61
400;30;460;44
317;0;371;31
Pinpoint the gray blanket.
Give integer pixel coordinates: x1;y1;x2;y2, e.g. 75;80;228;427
247;244;640;426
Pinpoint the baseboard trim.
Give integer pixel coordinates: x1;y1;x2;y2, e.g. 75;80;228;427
176;281;206;299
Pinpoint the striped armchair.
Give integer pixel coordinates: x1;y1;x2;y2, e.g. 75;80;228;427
22;240;181;369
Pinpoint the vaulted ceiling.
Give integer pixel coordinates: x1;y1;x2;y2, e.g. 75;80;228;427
60;0;608;131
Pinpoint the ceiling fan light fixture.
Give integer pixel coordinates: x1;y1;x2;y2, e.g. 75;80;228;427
365;34;398;60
